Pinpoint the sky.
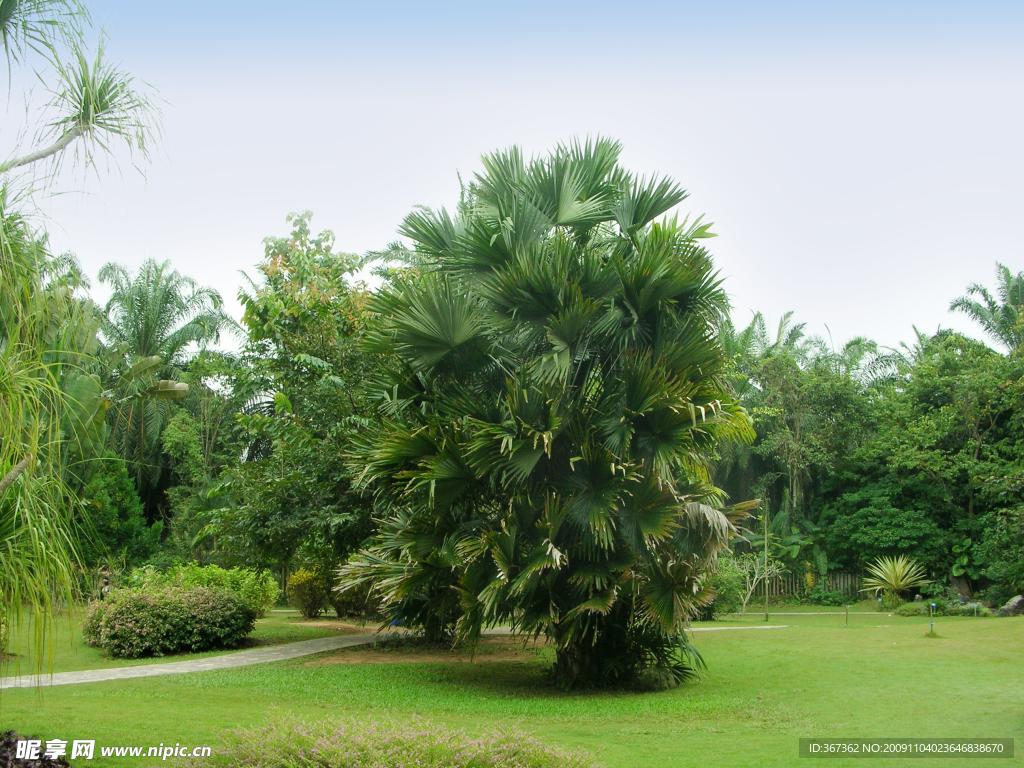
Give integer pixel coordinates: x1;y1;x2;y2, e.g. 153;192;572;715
6;1;1024;350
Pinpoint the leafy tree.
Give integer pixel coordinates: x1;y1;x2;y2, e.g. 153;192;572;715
343;138;754;688
211;213;376;570
77;453;161;568
822;332;1024;595
951;262;1024;351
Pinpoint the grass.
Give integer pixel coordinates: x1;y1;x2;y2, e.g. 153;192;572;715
1;610;356;675
0;610;1021;767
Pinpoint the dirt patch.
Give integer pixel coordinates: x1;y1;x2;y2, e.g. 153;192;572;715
293;620;381;635
305;635;551;667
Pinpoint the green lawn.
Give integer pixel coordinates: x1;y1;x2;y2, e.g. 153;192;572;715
1;611;1021;767
1;610;355;675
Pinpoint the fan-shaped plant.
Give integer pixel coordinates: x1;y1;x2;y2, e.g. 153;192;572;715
342;138;755;689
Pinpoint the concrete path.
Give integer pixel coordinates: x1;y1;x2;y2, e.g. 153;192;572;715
0;625;788;690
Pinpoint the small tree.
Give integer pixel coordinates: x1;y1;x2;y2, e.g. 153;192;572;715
735;553;786;614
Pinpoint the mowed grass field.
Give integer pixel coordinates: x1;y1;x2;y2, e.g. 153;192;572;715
0;608;1021;768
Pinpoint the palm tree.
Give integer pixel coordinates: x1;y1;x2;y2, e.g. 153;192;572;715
950;262;1024;352
341;138;755;688
98;259;233;512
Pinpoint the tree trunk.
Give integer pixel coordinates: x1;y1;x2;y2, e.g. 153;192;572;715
0;455;33;497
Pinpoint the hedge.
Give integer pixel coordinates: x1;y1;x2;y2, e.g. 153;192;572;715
128;564;280;618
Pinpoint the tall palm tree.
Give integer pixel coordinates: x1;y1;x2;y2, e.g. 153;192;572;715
342;138;755;688
99;259;233;512
950;262;1024;352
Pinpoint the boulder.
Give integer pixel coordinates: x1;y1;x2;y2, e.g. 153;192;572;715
950;576;973;601
997;595;1024;617
913;594;924;602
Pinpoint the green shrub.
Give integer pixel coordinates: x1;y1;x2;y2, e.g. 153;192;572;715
896;603;929;616
193;714;596;768
806;586;849;607
127;564;280;618
949;601;992;617
692;556;744;620
893;597;988;617
330;576;380;620
287;568;328;619
82;587;256;658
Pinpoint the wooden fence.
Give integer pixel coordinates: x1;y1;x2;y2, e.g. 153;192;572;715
764;570;862;599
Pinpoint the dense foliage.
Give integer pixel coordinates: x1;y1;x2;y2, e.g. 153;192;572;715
715;268;1024;606
4;124;1023;681
341;139;754;688
82;586;256;658
77;455;162;567
212;213;376;571
127;564;280;617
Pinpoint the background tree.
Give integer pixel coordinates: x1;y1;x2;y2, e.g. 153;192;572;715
343;138;755;688
951;262;1024;352
98;258;232;520
210;212;377;572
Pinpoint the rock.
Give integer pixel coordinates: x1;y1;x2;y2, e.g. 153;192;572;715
913;594;924;602
998;595;1024;617
950;576;973;601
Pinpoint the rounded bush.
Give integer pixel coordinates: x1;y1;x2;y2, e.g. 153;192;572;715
287;568;328;619
82;586;256;658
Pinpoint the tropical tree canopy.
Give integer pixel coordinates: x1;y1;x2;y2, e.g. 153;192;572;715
98;258;233;515
342;138;755;688
950;262;1024;352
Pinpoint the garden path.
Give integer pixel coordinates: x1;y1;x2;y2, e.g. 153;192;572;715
0;625;788;690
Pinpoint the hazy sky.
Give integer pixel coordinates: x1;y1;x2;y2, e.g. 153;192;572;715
11;1;1024;350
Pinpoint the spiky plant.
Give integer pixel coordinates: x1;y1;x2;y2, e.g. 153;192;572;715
860;555;931;607
341;138;755;688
